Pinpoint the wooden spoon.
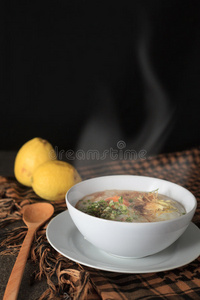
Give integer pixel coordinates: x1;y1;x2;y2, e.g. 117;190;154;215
3;202;54;300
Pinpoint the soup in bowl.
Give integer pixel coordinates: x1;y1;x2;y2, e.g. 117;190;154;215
66;175;196;258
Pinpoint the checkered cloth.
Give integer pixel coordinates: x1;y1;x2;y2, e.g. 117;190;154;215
1;147;200;299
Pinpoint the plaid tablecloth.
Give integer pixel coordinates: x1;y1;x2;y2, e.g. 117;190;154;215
1;147;200;299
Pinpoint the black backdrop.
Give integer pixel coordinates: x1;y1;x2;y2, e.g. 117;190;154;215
1;0;200;157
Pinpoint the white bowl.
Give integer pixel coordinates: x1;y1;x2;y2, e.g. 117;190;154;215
66;175;197;258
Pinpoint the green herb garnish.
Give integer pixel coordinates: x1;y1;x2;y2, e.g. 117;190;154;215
118;196;123;203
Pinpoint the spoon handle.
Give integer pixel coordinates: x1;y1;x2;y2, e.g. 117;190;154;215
3;227;36;300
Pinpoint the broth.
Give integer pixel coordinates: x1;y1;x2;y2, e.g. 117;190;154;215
75;189;186;222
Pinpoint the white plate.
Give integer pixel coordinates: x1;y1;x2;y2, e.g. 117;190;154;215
46;211;200;273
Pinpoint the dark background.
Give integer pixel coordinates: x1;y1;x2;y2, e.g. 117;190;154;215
1;0;200;158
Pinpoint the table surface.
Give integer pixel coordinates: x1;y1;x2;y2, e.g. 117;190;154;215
0;148;200;300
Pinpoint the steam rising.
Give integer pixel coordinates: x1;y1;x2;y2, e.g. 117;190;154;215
76;17;175;164
132;25;175;154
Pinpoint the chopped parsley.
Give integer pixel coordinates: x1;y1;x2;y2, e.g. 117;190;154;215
118;196;123;203
80;199;128;220
126;217;133;222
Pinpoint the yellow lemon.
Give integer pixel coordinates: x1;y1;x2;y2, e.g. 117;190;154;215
14;137;57;187
31;160;82;201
